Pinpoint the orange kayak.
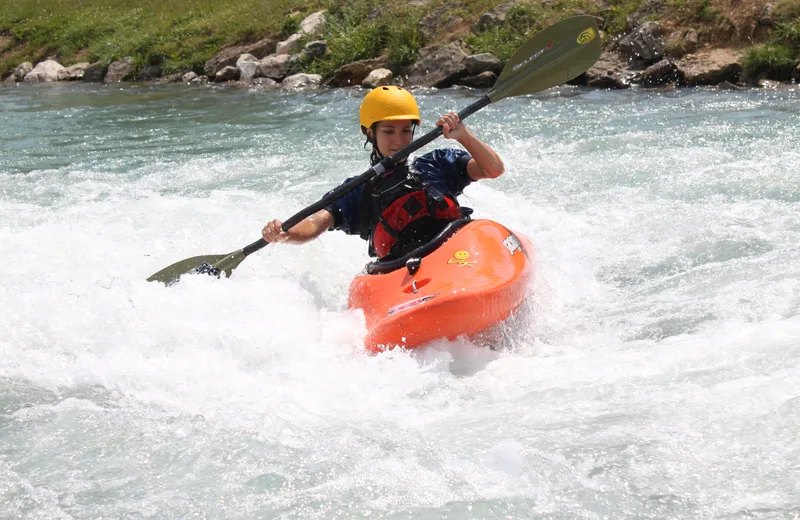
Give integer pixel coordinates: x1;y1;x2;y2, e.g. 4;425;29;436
348;219;535;352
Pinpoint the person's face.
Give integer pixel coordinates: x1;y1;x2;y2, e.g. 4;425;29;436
369;120;414;158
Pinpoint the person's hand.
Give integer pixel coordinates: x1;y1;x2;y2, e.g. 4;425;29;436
262;219;288;243
436;112;467;141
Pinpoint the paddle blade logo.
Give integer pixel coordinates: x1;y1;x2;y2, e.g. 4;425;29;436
577;27;597;45
512;43;554;72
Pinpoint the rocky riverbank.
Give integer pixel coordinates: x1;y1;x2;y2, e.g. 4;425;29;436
3;2;799;91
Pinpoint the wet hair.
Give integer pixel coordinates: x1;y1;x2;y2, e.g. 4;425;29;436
363;124;382;166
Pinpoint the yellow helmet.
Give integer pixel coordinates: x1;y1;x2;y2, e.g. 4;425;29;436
359;86;421;134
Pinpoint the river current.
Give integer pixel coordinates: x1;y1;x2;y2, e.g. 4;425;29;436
1;83;799;519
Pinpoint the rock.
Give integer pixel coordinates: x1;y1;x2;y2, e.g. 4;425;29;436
238;61;259;81
12;62;33;81
464;53;502;76
458;71;497;88
277;12;327;56
586;51;630;89
759;3;775;25
478;1;522;31
82;62;108;82
236;54;258;65
717;80;740;90
635;59;684;87
251;77;280;90
203;37;278;77
302;40;327;60
714;17;735;41
627;0;664;29
677;49;743;86
3;74;15;83
406;42;468;88
245;38;279;60
589;75;629;89
362;68;394;88
137;65;162;81
104;57;134;83
750;5;775;42
236;54;259;81
419;3;466;40
277;33;304;55
281;73;322;90
794;61;800;81
182;72;198;83
57;62;91;81
23;60;65;82
154;73;183;83
328;57;387;87
666;28;699;58
299;10;326;36
214;65;240;82
758;78;781;89
257;54;293;80
618;21;665;65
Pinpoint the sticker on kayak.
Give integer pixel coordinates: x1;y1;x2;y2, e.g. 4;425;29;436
447;250;475;267
503;234;522;255
387;293;440;316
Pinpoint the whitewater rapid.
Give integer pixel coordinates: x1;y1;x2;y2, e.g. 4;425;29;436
1;84;799;518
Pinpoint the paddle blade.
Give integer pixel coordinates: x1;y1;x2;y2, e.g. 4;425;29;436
146;250;245;285
489;15;602;102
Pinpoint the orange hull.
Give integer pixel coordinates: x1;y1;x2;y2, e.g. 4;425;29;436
348;220;535;352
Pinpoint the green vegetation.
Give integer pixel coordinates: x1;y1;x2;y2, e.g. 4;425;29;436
1;0;798;82
603;0;644;35
466;0;604;61
667;0;720;24
742;0;800;81
467;5;548;61
0;0;318;77
743;44;796;80
304;0;430;76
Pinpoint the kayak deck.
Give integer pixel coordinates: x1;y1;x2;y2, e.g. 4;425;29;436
348;219;535;352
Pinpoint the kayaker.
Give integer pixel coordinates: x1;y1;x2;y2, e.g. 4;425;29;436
262;85;505;260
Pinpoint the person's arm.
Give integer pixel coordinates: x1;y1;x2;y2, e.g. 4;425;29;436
436;112;505;180
262;209;334;245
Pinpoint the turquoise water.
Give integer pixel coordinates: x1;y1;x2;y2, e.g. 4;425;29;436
1;82;799;519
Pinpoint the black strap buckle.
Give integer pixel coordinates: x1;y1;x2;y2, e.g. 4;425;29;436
406;257;421;276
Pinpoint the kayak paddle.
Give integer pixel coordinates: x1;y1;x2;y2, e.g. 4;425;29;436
147;15;602;285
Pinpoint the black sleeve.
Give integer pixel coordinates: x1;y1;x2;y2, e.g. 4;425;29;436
323;203;343;231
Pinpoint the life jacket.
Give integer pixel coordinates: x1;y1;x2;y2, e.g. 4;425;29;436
360;161;465;259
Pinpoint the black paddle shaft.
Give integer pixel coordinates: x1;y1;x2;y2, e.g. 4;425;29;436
241;95;492;258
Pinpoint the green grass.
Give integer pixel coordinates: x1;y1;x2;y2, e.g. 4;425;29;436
742;44;797;81
2;0;799;81
741;0;800;81
602;0;644;35
304;0;427;76
666;0;719;24
465;0;604;60
0;0;318;77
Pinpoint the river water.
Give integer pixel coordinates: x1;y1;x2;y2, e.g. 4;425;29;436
1;83;799;519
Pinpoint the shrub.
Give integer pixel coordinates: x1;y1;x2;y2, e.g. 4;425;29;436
742;43;796;81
